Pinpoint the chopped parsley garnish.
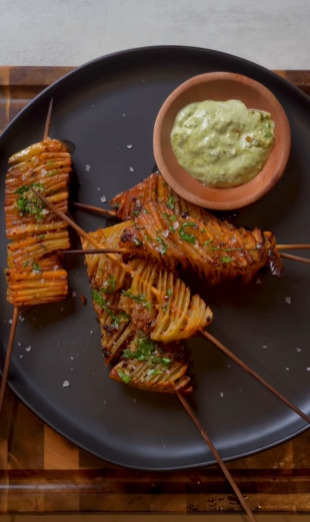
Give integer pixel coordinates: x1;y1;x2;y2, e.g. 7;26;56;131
156;236;167;255
92;289;119;325
163;212;175;233
32;262;41;272
204;239;213;246
162;357;172;366
122;290;152;311
147;368;161;376
117;370;131;384
39;234;45;240
132;210;140;217
23;260;28;268
133;237;141;246
200;228;206;233
101;274;116;294
15;183;45;219
179;222;197;244
170;215;177;222
143;208;150;215
123;337;157;361
113;203;120;209
167;194;175;210
222;256;232;263
167;289;172;298
144;234;151;242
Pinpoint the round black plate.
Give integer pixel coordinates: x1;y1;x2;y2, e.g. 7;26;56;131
1;47;310;470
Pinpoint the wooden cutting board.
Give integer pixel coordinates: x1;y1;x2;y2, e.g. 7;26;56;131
1;66;310;515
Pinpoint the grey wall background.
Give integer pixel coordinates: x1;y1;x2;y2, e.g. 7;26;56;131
0;0;309;68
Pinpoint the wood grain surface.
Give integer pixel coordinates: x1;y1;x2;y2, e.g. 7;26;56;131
1;66;310;515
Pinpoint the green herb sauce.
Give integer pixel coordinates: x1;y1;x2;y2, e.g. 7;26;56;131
171;100;275;188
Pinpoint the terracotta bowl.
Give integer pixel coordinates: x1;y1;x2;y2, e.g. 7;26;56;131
153;72;291;210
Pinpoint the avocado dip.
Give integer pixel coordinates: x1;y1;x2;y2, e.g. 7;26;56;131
170;100;275;188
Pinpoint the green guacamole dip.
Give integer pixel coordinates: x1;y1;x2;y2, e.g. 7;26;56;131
170;100;275;188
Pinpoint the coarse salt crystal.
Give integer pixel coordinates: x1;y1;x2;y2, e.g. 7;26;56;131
173;221;179;230
90;331;93;334
61;307;64;311
129;166;134;172
162;229;169;238
41;168;47;176
132;399;137;403
220;392;223;397
100;195;107;203
123;113;125;116
256;278;262;285
71;356;74;360
72;291;77;297
286;367;290;371
53;265;58;271
285;297;291;305
296;347;302;352
40;209;49;216
25;346;31;352
127;144;133;149
263;345;267;349
62;380;70;388
20;355;23;358
33;269;40;275
97;187;100;191
86;165;91;171
227;365;231;368
18;342;21;346
8;319;12;325
307;367;310;372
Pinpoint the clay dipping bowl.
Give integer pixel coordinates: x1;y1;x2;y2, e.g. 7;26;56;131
153;72;291;210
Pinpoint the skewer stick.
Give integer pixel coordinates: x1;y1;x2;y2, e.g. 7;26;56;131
72;202;117;218
277;244;310;251
0;307;19;415
44;98;53;140
33;190;310;425
177;392;257;522
280;252;310;265
201;330;310;425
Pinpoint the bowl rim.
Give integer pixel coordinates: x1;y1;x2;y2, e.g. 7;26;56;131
153;71;291;210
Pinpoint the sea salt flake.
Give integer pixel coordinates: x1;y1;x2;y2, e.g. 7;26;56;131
296;348;302;353
127;144;133;149
263;345;267;349
62;380;70;388
162;229;169;238
285;297;291;305
97;187;100;191
132;399;137;403
18;342;21;346
41;168;47;176
85;165;91;172
220;392;224;397
123;113;125;116
129;166;134;172
53;265;58;271
72;291;77;297
25;346;31;352
40;209;49;216
100;195;107;203
8;319;12;325
20;355;23;358
286;367;290;371
90;330;93;334
61;307;64;312
256;278;262;285
307;367;310;371
70;356;74;360
173;221;179;230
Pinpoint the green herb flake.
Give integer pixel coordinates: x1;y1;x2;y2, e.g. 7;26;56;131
170;215;177;222
167;289;172;298
162;357;172;367
200;228;206;233
156;236;167;255
23;260;29;268
32;262;41;272
179;222;197;244
133;237;141;247
204;239;213;246
113;203;120;209
222;256;232;263
39;234;45;240
122;290;152;311
101;274;116;294
92;289;119;323
143;208;150;215
117;370;131;384
167;194;175;210
147;368;161;377
144;234;151;243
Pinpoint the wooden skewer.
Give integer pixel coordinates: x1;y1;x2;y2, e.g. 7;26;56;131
37;190;310;427
177;392;257;522
201;330;310;425
0;307;19;415
277;244;310;251
44;98;53;140
72;201;117;218
280;252;310;265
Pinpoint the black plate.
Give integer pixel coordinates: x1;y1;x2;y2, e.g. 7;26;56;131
1;46;310;470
